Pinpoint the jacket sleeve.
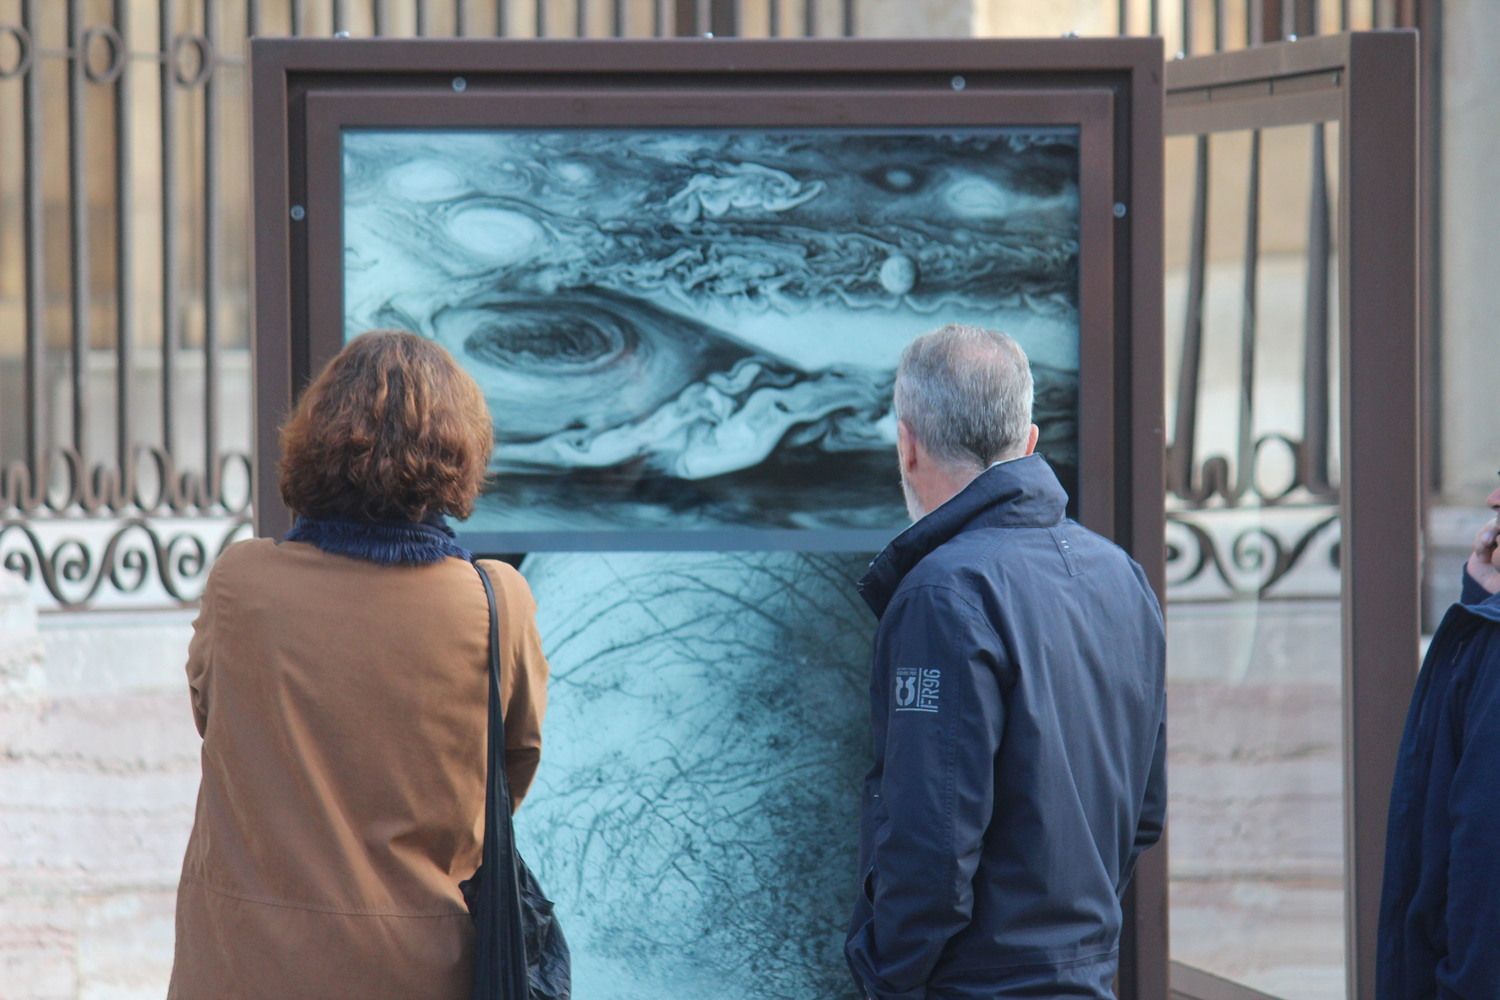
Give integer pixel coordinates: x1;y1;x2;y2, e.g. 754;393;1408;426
184;563;218;738
1438;626;1500;999
483;560;550;809
846;585;1007;1000
1120;709;1166;894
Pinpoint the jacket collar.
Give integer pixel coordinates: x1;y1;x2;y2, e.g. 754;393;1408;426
858;454;1068;618
284;514;471;566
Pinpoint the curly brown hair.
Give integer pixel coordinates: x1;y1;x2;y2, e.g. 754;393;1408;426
278;330;493;522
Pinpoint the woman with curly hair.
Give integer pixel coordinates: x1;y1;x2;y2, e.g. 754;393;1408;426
168;330;549;999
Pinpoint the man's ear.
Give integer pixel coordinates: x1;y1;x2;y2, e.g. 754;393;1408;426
896;420;919;474
1023;424;1040;457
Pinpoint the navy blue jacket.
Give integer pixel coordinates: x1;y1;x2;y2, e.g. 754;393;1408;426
1378;567;1500;1000
846;456;1166;1000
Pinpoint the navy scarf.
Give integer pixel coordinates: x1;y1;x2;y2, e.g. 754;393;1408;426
284;514;471;566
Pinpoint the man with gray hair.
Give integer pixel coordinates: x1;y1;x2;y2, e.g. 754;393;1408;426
846;324;1167;1000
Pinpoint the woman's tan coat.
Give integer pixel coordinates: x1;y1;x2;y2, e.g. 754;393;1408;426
167;538;548;1000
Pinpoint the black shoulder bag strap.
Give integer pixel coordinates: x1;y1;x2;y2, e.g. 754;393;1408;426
471;562;531;1000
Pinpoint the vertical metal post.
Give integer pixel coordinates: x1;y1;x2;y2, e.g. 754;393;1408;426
578;0;589;37
291;0;305;35
1339;31;1420;1000
1181;0;1192;55
613;0;625;36
1302;124;1332;494
496;0;507;35
535;0;545;37
67;0;90;458
841;0;852;36
768;0;779;35
21;0;44;473
1118;0;1128;34
1236;130;1261;502
203;0;219;495
374;0;389;35
1150;0;1159;36
654;0;666;36
115;0;135;485
159;0;178;459
1170;138;1210;500
247;0;261;36
804;0;815;36
457;0;470;35
1213;0;1225;49
417;0;430;35
333;0;348;34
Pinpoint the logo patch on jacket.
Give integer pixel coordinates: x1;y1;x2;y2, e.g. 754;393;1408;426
894;667;940;713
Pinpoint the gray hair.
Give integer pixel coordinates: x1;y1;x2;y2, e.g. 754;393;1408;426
893;324;1035;473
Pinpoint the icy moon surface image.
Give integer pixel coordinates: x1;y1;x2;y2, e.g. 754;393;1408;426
343;128;1082;539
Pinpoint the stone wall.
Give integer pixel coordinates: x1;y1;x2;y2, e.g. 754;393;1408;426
0;574;198;999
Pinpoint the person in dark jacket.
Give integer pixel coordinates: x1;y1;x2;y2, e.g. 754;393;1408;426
846;324;1167;1000
1378;477;1500;1000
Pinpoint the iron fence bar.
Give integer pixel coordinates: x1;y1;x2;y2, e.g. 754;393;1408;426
496;0;507;35
67;0;90;459
578;0;588;38
334;0;349;33
457;0;469;35
1118;0;1128;34
21;0;42;474
842;0;852;36
535;0;545;37
418;0;430;34
1181;0;1192;54
1149;0;1158;36
247;0;260;36
654;0;665;36
114;0;134;484
614;0;624;37
374;0;389;34
291;0;305;35
1236;129;1262;501
805;0;815;37
1303;122;1333;493
1171;137;1210;501
159;0;179;464
203;0;220;500
1340;0;1350;29
768;0;779;36
1213;0;1224;49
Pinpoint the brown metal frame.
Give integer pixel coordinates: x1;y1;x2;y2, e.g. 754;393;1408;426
1166;31;1420;1000
251;35;1166;997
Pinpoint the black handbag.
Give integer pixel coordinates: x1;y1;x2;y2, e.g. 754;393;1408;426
462;562;571;1000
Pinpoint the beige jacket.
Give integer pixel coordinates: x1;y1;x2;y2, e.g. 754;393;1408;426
168;539;548;1000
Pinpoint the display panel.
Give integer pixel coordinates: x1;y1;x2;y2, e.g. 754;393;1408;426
341;127;1082;549
256;37;1166;1000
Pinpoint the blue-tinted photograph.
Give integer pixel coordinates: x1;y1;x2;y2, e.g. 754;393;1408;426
517;550;874;999
342;128;1081;543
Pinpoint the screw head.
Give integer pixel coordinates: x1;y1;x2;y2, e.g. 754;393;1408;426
452;76;467;92
1113;202;1128;219
950;75;966;92
289;204;306;221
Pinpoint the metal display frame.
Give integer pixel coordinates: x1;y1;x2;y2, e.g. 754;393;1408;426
251;36;1166;998
1164;31;1420;1000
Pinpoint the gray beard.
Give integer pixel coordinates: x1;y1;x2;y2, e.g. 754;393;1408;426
900;475;925;522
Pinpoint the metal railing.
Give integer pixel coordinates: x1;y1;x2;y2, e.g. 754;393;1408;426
0;0;1427;609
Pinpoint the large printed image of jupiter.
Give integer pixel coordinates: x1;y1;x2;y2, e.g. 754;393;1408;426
342;127;1082;539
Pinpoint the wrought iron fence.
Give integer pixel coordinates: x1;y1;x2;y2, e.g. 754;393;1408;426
0;0;1426;609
